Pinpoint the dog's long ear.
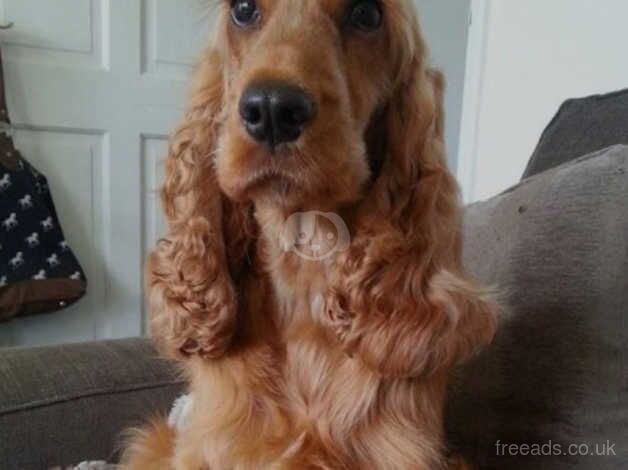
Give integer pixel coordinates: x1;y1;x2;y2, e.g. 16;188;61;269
383;59;498;373
146;49;256;360
325;30;497;378
383;61;456;260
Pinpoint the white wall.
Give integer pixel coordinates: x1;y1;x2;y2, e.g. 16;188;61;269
415;0;471;169
461;0;628;202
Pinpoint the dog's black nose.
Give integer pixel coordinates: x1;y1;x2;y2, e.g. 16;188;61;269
239;82;314;150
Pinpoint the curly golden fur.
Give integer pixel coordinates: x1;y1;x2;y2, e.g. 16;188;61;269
122;0;497;468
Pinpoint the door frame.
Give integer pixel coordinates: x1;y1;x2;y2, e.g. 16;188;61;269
456;0;489;203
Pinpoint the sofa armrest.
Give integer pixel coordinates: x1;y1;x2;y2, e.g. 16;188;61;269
0;338;184;470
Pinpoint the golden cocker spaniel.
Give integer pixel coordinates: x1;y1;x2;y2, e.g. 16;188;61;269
123;0;498;468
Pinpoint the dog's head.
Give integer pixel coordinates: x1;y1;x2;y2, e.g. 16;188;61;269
183;0;441;211
158;0;449;301
151;1;497;367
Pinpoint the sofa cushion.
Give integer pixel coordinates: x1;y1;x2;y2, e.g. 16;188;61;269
0;338;183;469
522;88;628;179
448;145;628;469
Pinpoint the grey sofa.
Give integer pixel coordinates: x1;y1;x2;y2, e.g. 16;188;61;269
1;90;627;470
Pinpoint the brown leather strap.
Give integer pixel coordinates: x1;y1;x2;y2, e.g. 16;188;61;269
0;133;18;169
0;48;9;124
0;47;18;169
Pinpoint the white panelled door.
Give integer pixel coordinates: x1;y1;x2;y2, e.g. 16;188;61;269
0;0;212;347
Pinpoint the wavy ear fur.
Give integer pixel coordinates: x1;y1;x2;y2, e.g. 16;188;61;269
146;49;256;360
323;40;497;378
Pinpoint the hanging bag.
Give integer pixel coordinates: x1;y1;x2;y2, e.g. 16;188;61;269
0;49;87;321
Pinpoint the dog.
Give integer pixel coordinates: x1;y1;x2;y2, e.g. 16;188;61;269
123;1;497;469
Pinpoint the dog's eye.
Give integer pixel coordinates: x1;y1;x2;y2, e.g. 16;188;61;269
231;0;259;28
348;0;382;32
